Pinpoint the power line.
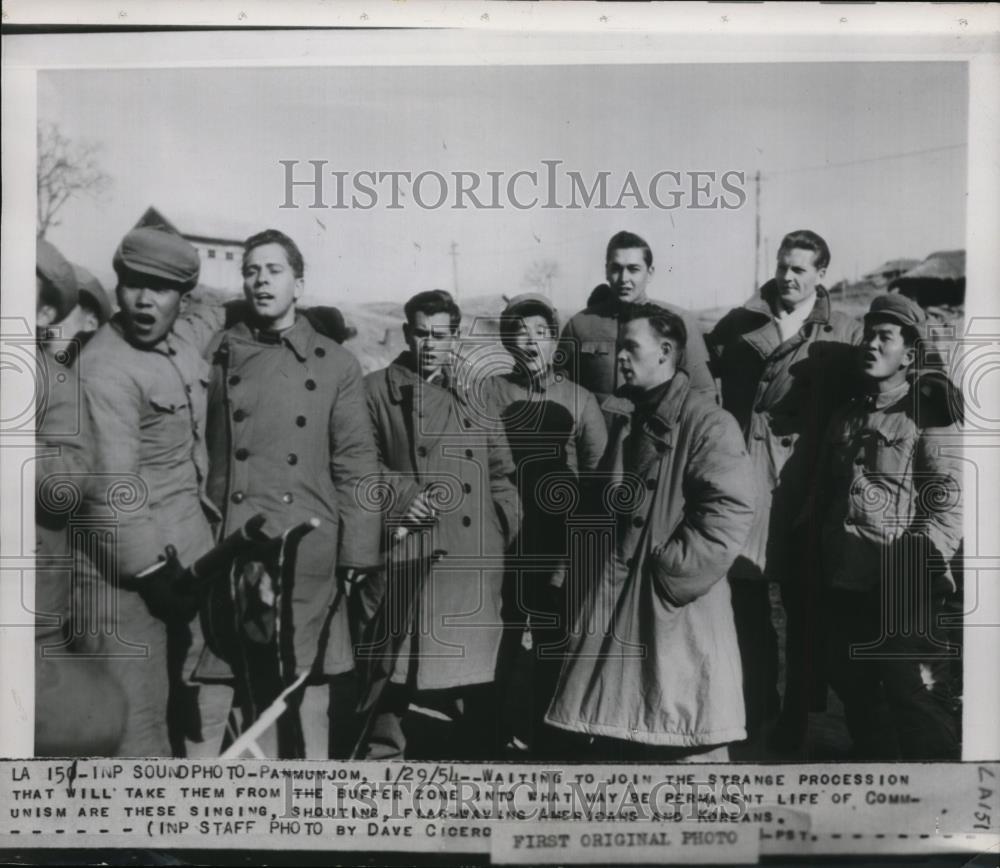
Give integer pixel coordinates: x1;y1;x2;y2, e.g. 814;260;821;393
764;142;966;177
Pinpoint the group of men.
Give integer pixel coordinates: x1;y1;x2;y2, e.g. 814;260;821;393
33;223;963;762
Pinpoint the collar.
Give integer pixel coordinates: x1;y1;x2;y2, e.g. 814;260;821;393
506;364;558;390
386;351;456;403
602;370;691;435
744;280;833;327
863;378;911;411
226;314;312;362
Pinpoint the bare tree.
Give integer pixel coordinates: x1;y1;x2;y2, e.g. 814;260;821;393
36;121;112;239
522;259;560;297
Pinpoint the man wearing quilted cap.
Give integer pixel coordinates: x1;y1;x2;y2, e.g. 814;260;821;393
815;293;963;759
78;225;229;757
484;292;607;757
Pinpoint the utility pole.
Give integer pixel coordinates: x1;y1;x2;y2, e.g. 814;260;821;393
449;241;459;300
753;170;762;294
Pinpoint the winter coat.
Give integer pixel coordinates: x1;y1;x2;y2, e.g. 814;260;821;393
77;293;226;754
556;292;717;405
364;353;521;690
706;283;862;583
482;368;607;565
545;371;755;747
818;379;963;594
199;316;383;677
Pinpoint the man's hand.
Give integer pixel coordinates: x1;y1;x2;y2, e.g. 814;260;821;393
402;490;438;524
336;567;373;597
135;546;200;622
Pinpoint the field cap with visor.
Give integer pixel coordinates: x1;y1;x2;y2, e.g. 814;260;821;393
864;293;927;338
113;227;200;292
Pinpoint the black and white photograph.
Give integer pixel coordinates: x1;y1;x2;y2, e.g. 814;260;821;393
1;4;998;864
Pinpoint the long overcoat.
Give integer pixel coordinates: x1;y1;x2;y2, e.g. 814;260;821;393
364;353;521;690
545;371;754;747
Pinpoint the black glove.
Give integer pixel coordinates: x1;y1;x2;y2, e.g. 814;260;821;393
136;545;200;622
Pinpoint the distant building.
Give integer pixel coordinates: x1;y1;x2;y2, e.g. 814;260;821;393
133;206;248;292
861;258;921;289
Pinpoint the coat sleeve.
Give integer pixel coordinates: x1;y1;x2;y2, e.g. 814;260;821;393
911;422;963;567
172;287;228;358
485;395;522;549
329;355;384;570
646;407;755;606
575;387;609;473
678;309;719;403
79;363;167;579
364;374;422;526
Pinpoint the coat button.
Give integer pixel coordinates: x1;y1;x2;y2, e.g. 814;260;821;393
781;437;792;447
305;379;317;391
296;415;307;427
315;347;326;357
231;491;244;504
229;375;241;387
233;409;248;422
417;446;428;457
235;448;249;461
753;433;765;441
287;453;298;465
632;516;644;527
463;483;472;494
645;478;657;489
845;517;855;525
465;449;474;458
462;516;472;527
282;492;294;504
824;324;834;332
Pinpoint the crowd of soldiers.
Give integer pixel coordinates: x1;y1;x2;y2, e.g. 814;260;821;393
33;224;963;762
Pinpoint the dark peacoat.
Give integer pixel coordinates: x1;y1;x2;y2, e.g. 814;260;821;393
201;315;383;678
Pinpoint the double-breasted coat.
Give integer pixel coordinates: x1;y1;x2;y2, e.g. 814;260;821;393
364;353;521;691
706;283;861;583
545;371;755;747
201;316;382;678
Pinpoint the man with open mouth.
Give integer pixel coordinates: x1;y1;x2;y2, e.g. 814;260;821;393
76;225;230;758
197;228;382;759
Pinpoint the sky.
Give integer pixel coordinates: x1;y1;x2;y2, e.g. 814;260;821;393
38;62;968;314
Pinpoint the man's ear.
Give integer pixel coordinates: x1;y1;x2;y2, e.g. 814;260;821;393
647;264;655;282
293;277;305;304
402;322;411;343
902;344;917;369
817;266;827;282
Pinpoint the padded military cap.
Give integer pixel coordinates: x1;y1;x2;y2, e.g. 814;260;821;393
865;293;927;333
113;227;200;291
